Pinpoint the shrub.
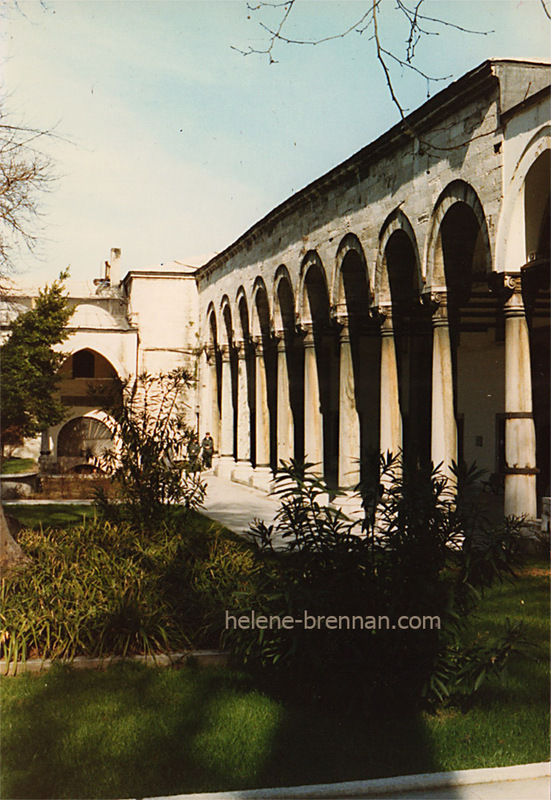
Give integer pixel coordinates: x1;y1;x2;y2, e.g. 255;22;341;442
0;513;261;668
95;369;206;531
224;456;527;711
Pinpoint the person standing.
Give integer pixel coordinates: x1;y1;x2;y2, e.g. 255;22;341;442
201;432;214;469
188;435;201;472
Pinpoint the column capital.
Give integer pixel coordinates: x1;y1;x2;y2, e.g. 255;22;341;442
300;323;316;347
234;339;247;358
489;272;527;316
251;335;264;353
488;271;523;300
503;272;522;295
273;329;286;352
372;303;395;335
220;343;231;361
204;344;217;362
423;290;449;325
335;315;351;342
424;289;448;308
334;311;349;327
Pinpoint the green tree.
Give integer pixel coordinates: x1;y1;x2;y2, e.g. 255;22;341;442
0;271;73;457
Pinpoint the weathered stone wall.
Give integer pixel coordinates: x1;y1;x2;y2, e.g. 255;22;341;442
125;270;199;374
197;80;502;337
196;61;549;338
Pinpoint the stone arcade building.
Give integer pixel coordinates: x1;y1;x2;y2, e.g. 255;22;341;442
2;59;549;521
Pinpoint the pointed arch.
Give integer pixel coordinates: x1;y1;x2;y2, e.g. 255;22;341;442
251;277;272;339
273;265;296;334
425;180;492;289
333;233;371;317
496;126;551;272
300;251;330;327
220;295;234;347
375;210;422;305
206;301;218;347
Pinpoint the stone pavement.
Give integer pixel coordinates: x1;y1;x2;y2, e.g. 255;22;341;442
201;472;280;537
372;775;549;799
144;765;550;800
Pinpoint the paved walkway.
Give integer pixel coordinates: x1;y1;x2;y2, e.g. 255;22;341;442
201;472;280;536
377;775;549;798
3;474;280;536
145;765;550;800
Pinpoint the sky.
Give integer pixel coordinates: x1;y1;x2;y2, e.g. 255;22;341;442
2;0;550;288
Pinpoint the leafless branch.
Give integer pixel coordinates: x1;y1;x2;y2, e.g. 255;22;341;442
541;0;551;20
232;0;378;62
0;103;56;279
235;0;493;118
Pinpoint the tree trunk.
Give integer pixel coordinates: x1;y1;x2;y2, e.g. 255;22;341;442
0;504;28;573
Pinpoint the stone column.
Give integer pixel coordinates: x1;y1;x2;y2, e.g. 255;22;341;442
379;307;402;460
276;334;294;464
430;293;457;478
254;338;271;468
338;320;361;488
40;428;52;456
303;325;324;473
252;337;272;489
205;347;220;451
235;342;250;465
503;275;537;519
218;344;234;478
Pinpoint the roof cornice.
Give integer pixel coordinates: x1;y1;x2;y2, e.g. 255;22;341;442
197;58;550;281
197;60;498;280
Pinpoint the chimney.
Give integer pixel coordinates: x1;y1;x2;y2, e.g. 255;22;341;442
109;248;121;285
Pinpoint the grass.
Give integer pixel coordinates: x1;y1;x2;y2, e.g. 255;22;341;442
1;508;257;664
1;458;36;475
6;503;95;530
1;558;548;800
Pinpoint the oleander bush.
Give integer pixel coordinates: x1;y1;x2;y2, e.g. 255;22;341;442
94;369;206;532
224;456;530;711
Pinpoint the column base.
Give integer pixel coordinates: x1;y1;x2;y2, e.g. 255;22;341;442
231;461;255;486
215;455;235;480
250;466;274;492
331;491;365;523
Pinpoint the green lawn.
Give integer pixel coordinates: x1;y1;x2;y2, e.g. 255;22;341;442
6;503;95;530
2;560;548;800
1;458;36;475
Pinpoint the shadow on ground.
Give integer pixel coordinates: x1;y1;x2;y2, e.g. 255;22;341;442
0;662;466;800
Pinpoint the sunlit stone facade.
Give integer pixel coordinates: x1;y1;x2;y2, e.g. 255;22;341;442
2;59;549;520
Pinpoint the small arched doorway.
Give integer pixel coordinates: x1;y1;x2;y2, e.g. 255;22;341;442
57;416;113;472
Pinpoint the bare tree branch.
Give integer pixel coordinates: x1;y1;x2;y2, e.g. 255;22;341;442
0;104;58;282
541;0;551;20
235;0;493;118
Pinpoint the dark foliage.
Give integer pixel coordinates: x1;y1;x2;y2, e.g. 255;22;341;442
225;455;527;711
0;271;73;455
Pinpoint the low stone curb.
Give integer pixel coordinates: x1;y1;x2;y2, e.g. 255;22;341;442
0;649;228;676
139;762;550;800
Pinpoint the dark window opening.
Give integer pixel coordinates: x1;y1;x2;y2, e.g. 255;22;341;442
72;350;95;378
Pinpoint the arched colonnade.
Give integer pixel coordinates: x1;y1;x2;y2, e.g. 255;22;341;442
202;167;550;518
